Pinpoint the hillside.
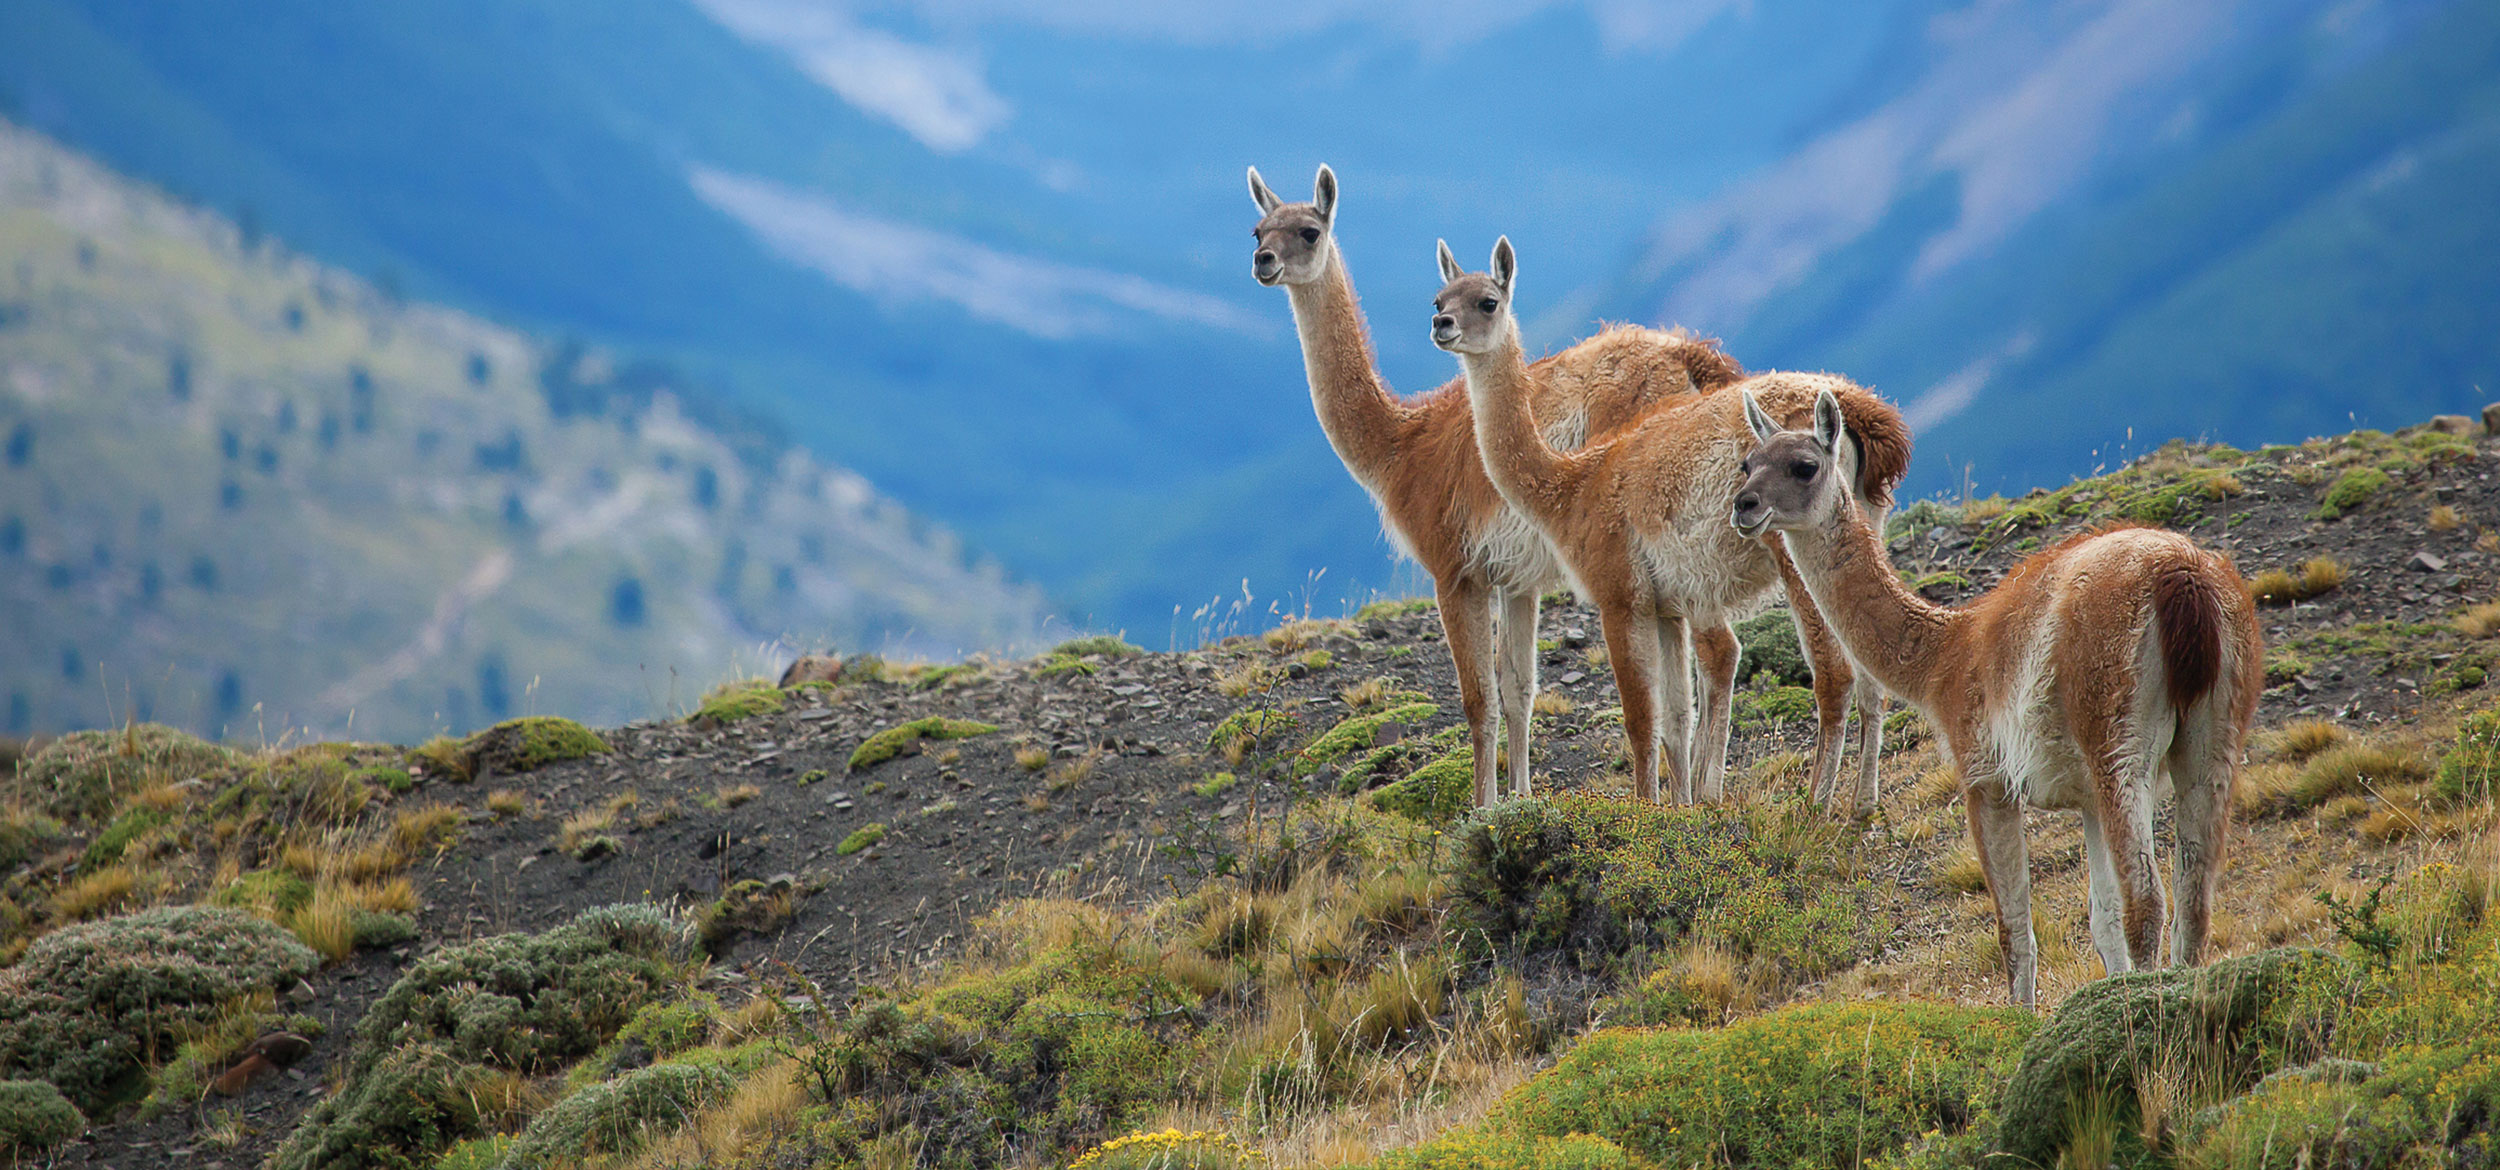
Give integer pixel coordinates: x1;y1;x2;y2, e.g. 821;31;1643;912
3;414;2497;1168
0;120;1046;743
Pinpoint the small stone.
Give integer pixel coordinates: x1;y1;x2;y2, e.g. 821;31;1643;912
1284;662;1310;679
1561;627;1589;648
2411;551;2449;572
2429;414;2475;437
1560;671;1586;685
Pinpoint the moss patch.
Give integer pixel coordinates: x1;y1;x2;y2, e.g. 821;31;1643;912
848;717;998;772
2317;467;2391;520
837;823;888;855
1206;709;1299;756
691;684;784;726
1296;703;1438;777
1370;747;1475;825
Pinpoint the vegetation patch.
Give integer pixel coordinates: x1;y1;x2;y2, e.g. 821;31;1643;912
691;683;784;726
1441;1000;2033;1170
2317;467;2391;520
0;1078;84;1159
1369;746;1475;825
0;906;318;1113
1295;702;1439;777
2435;700;2500;806
1356;597;1436;621
500;1060;738;1170
270;904;692;1170
1206;710;1300;757
16;724;241;822
1450;795;1875;980
695;879;799;956
837;823;888;856
1736;685;1817;728
460;717;611;776
847;717;998;771
1734;609;1808;687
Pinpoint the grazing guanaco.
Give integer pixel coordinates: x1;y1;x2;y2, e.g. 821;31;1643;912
1251;165;1741;806
1734;388;2261;1004
1433;237;1907;806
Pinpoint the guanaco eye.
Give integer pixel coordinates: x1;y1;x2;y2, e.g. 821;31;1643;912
1477;298;1499;313
1299;227;1321;243
1789;460;1818;481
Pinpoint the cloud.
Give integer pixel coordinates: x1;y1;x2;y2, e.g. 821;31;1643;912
693;0;1009;152
690;166;1259;339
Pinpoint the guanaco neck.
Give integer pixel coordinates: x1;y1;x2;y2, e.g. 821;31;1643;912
1774;497;1962;710
1281;246;1407;486
1457;326;1577;521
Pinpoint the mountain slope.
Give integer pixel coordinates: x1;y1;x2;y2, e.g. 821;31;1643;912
0;121;1044;741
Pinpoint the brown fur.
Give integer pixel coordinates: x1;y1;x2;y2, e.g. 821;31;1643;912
1735;405;2263;1005
1254;177;1730;806
1437;247;1906;804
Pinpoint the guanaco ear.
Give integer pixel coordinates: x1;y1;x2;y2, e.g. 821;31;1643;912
1743;390;1782;446
1313;164;1338;226
1248;166;1282;215
1436;239;1464;286
1812;389;1847;453
1490;236;1516;293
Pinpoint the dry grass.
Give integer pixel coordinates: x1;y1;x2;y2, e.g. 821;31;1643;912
293;877;420;962
486;789;526;817
390;804;462;857
1264;619;1338;654
1963;495;2011;525
1908;764;1964;808
1216;659;1280;698
1934;840;1988;894
714;783;761;809
2250;556;2348;605
2430;504;2466;531
1022;791;1051;813
52;865;141;921
1048;748;1101;792
2456;597;2500;638
1531;691;1574;718
2259;719;2349;762
1338;677;1395;711
558;804;620;854
2290;742;2429;809
1013;743;1051;772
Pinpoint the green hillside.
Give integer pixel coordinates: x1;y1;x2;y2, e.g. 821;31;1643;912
0;120;1045;741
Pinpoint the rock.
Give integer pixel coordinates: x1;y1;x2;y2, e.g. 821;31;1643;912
1561;626;1590;648
243;1032;315;1068
1560;671;1586;685
2482;401;2500;435
2411;551;2448;572
1371;722;1410;748
777;654;843;686
2428;413;2475;437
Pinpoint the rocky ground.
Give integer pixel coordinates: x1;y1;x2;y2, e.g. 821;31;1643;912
11;414;2500;1169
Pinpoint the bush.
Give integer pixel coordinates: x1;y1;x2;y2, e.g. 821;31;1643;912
0;810;65;873
1072;1128;1269;1169
1053;635;1142;659
1734;609;1809;688
270;904;691;1170
460;717;609;776
1369;747;1474;825
1474;1001;2034;1170
1449;795;1873;978
1297;703;1439;777
17;724;241;821
848;717;999;771
501;1061;737;1169
1205;710;1298;757
1373;1131;1646;1170
2435;702;2500;806
691;684;784;726
1991;948;2351;1168
2317;468;2389;520
0;906;317;1112
0;1078;84;1157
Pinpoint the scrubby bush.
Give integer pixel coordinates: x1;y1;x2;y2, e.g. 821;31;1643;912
1297;703;1438;777
1054;635;1142;659
0;1079;84;1158
1369;747;1474;825
1450;795;1873;978
17;724;241;821
270;904;691;1170
2436;702;2500;806
847;716;998;771
1734;609;1809;688
691;683;783;726
0;810;65;872
1373;1131;1646;1170
501;1061;736;1169
1205;710;1298;757
1991;948;2350;1168
1071;1128;1269;1169
0;906;317;1111
460;717;609;776
1463;1000;2033;1170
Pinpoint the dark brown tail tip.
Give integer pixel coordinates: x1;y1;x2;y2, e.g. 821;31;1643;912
2155;563;2225;711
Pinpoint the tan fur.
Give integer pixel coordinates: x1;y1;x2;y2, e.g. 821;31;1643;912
1253;169;1736;806
1434;244;1905;807
1735;402;2263;1006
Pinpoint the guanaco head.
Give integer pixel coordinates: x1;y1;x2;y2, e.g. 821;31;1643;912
1248;164;1337;286
1429;236;1517;356
1733;388;1848;538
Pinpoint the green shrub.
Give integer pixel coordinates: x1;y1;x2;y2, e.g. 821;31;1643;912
1734;610;1809;688
1053;635;1142;659
0;810;65;872
212;868;316;920
0;1078;85;1157
2435;702;2500;806
1370;747;1474;825
1206;710;1298;756
82;804;172;867
2317;467;2389;520
0;906;318;1112
17;724;241;821
271;904;692;1170
1297;703;1438;776
1355;597;1436;621
837;823;888;855
350;910;419;950
461;717;610;775
1736;685;1816;728
1450;795;1873;977
848;717;998;771
501;1061;737;1169
691;684;784;726
1992;948;2351;1169
1372;1131;1648;1170
1477;1001;2034;1170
